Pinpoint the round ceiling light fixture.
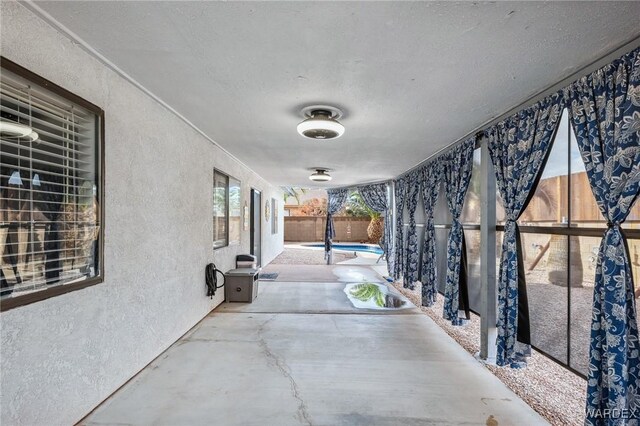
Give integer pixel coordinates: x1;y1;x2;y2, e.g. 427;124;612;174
0;120;38;142
309;168;332;182
297;105;344;140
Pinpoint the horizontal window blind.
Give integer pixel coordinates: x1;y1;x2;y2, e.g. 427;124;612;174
0;65;101;303
213;170;228;249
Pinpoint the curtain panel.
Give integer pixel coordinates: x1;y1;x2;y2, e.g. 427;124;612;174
564;47;640;423
393;178;408;280
420;161;442;307
358;182;392;273
324;188;349;260
404;171;422;289
488;91;563;367
442;138;475;326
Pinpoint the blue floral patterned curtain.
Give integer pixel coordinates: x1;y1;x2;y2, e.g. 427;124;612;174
358;182;392;273
564;48;640;423
442;138;475;326
325;188;349;260
420;161;442;306
404;171;421;289
393;178;407;280
487;92;563;367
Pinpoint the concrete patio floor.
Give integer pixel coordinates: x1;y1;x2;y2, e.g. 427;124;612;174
83;276;547;425
260;264;388;283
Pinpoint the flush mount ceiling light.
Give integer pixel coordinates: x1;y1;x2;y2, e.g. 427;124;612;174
297;105;344;140
0;120;38;141
309;169;332;182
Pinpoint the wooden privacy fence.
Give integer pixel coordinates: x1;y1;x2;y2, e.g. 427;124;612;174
284;216;372;242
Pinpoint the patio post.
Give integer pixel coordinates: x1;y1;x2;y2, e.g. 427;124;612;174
479;137;497;362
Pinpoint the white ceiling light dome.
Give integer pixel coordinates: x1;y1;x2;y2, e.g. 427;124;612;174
297;106;344;140
309;169;332;182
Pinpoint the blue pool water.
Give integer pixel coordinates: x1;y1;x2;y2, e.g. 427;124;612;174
307;243;383;255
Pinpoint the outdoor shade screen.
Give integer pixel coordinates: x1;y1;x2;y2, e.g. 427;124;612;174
392;177;408;280
403;170;421;289
488;91;564;368
442;138;475;326
357;182;392;273
564;47;640;424
324;188;349;260
419;161;442;307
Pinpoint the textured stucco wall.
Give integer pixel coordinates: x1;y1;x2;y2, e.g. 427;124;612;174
0;2;283;425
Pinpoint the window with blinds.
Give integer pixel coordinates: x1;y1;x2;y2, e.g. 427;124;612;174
213;169;241;249
0;59;103;310
213;170;228;249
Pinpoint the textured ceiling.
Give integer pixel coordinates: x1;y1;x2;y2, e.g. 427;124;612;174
33;1;640;187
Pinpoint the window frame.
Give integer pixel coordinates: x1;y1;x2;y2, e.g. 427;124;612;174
213;169;229;249
271;197;278;235
228;176;241;246
0;57;105;312
213;169;241;250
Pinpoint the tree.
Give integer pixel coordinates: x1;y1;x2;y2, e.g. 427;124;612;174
282;187;307;205
299;198;327;216
341;191;371;217
344;191;383;243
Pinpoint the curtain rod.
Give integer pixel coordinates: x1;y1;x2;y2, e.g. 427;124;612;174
327;177;392;191
396;34;640;180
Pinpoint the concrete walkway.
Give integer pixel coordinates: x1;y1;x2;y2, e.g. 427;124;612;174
83;277;547;425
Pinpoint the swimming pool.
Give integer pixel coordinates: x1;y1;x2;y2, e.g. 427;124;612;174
306;243;384;255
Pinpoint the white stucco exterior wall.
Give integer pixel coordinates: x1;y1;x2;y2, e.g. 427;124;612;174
0;2;284;424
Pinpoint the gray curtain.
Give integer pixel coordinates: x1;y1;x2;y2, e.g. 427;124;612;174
324;188;349;260
404;171;421;289
393;178;408;280
358;182;392;273
420;161;442;306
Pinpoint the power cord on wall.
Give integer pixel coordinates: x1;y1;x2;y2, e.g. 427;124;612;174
205;263;225;299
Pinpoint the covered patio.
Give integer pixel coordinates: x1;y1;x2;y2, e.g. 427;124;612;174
1;2;640;425
82;275;545;425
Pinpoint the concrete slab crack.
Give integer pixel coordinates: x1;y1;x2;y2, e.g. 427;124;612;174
331;316;345;337
256;314;277;335
257;315;313;426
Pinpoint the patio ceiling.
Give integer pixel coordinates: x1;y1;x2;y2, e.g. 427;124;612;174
31;1;640;187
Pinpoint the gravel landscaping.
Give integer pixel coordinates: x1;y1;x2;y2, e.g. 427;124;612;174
391;281;587;426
